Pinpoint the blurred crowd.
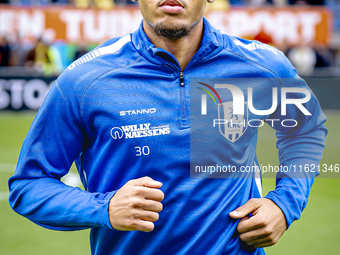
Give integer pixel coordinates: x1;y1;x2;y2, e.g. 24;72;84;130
0;0;339;77
1;33;338;77
0;0;337;7
0;0;137;8
241;31;340;76
0;34;64;75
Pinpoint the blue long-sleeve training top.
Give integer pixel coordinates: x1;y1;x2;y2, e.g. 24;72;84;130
9;18;327;255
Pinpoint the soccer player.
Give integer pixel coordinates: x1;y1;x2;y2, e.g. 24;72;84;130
8;0;327;254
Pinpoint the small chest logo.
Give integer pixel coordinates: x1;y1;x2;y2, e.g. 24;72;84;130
111;123;170;139
120;108;156;116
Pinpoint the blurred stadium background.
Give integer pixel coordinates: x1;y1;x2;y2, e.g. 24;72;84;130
0;0;339;254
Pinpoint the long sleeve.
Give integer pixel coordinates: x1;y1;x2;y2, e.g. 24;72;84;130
8;80;115;231
264;58;328;228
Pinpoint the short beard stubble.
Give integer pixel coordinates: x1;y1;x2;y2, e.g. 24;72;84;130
154;22;191;39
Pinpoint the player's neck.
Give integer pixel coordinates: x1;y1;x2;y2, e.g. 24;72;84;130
143;20;203;71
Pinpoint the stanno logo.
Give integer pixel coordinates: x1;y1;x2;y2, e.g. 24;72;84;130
120;108;156;116
234;39;278;55
111;123;170;139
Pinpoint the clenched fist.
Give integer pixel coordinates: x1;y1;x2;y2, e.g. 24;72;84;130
109;176;164;232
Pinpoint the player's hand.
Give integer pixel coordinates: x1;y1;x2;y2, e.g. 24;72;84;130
229;198;287;248
108;176;164;232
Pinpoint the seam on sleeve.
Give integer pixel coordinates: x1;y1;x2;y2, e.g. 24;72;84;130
223;48;284;87
55;81;67;100
278;143;287;165
79;56;142;122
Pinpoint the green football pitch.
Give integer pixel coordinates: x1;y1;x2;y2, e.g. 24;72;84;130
0;111;339;255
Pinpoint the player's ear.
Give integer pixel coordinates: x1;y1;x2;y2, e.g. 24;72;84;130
207;0;215;3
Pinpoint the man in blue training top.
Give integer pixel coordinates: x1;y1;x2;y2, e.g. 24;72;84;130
8;0;327;254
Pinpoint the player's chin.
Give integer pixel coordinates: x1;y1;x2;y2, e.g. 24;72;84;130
158;18;185;29
158;12;189;24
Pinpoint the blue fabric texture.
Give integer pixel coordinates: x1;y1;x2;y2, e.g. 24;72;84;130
8;18;327;255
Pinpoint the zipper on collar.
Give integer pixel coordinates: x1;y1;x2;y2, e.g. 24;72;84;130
179;71;189;129
180;72;185;87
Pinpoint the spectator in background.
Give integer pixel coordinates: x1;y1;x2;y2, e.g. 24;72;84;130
73;0;114;9
116;0;139;4
247;0;274;5
334;48;340;67
25;37;62;75
74;42;88;60
10;0;51;5
228;0;244;4
287;42;317;76
51;0;69;4
205;0;229;11
25;37;51;71
314;43;333;68
6;34;34;67
288;0;325;5
0;36;10;67
17;36;34;66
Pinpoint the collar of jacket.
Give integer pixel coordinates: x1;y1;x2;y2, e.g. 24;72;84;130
131;17;224;72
